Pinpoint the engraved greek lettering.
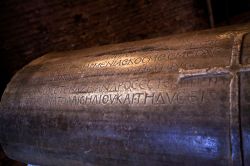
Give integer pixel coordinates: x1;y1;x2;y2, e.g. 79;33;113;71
110;94;117;104
142;57;151;63
68;96;78;105
189;91;199;104
144;93;155;104
132;93;143;104
134;57;142;64
123;94;131;104
91;95;98;104
85;95;93;104
139;80;147;90
124;81;132;91
155;92;165;104
122;59;129;65
99;95;102;104
102;95;109;104
177;92;185;104
80;96;85;104
131;79;139;90
115;94;123;104
166;92;176;104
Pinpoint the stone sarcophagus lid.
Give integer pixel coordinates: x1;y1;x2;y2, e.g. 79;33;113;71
1;24;250;166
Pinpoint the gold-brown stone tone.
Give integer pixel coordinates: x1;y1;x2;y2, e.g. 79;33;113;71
1;24;250;166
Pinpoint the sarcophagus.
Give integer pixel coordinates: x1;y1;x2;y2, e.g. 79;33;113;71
1;24;250;166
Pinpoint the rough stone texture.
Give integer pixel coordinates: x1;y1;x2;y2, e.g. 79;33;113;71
1;24;250;166
0;1;209;164
0;0;250;165
0;0;209;94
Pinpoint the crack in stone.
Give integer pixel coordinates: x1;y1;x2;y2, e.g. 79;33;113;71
178;32;250;166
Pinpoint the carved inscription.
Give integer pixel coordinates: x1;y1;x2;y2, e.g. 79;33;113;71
23;46;228;72
10;38;232;109
20;44;231;85
14;75;229;109
20;90;219;107
19;76;228;95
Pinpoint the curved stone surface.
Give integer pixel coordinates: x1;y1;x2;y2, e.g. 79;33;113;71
0;24;250;166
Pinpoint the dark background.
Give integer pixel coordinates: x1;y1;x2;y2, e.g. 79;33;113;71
0;0;250;165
